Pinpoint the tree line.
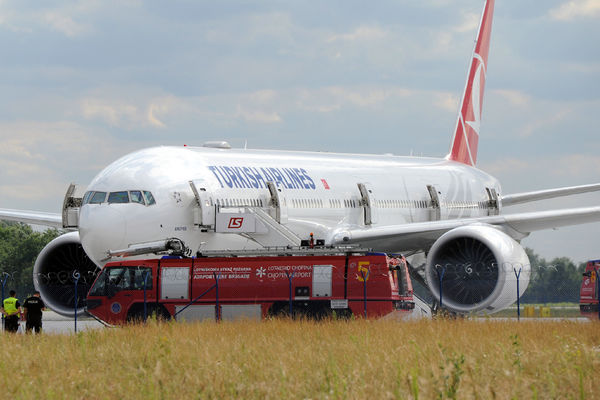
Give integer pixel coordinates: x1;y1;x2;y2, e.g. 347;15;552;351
0;221;591;303
519;248;587;304
0;221;60;299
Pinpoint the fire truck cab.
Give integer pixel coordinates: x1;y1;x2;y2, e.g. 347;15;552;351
86;250;414;325
580;259;600;319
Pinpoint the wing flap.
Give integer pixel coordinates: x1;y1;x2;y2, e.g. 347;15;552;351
0;208;63;229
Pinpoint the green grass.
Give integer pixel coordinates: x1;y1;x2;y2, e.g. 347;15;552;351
1;318;599;399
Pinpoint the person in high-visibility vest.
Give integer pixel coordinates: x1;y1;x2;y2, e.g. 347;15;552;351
2;290;22;333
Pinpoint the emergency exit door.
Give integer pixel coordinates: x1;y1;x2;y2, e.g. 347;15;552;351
357;183;378;225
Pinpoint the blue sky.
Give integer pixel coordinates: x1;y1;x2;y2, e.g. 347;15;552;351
0;0;599;262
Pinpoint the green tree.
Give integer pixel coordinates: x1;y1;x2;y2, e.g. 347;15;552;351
0;221;61;300
520;248;585;303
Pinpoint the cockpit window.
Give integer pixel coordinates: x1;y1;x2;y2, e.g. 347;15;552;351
143;191;156;205
82;191;93;205
108;191;130;204
89;191;107;204
130;191;145;205
84;190;154;205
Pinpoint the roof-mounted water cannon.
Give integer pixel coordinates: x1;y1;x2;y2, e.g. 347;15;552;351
106;238;187;260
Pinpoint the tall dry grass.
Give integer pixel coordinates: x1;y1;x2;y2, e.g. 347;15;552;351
1;318;599;399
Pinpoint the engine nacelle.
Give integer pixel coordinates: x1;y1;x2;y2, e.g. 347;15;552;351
33;232;100;317
425;224;530;314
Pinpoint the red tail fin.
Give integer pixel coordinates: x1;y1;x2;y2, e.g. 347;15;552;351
448;0;495;166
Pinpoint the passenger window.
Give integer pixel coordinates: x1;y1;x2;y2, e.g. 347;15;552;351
130;191;145;205
82;191;93;205
108;191;129;203
89;191;107;204
143;191;156;205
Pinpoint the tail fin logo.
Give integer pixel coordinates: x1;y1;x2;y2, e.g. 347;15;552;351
448;0;494;167
465;55;485;142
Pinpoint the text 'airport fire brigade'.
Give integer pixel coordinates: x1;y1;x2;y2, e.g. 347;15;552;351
86;252;415;325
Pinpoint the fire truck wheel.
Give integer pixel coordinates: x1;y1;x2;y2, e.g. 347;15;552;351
126;304;171;323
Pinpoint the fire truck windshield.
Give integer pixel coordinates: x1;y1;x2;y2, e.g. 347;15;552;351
89;266;153;297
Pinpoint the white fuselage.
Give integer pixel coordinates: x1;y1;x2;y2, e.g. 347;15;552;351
78;146;501;266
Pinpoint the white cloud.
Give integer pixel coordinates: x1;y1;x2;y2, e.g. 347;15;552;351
563;61;600;74
204;12;295;45
0;0;144;37
81;99;139;127
294;86;413;114
235;107;282;124
493;90;532;107
520;109;571;137
43;11;89;37
549;0;600;20
80;93;181;130
327;26;387;43
481;154;600;190
0;120;124;208
147;105;166;128
0;2;95;37
0;121;116;160
550;154;600;177
434;92;459;112
453;12;479;33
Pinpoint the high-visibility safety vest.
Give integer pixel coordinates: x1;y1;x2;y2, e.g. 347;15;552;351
3;297;19;316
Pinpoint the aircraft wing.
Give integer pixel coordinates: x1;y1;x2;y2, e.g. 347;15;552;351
331;206;600;252
0;208;63;229
501;183;600;206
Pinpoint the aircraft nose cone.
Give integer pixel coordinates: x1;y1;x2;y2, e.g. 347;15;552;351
79;205;127;265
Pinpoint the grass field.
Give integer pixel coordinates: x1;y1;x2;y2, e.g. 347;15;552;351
1;318;599;399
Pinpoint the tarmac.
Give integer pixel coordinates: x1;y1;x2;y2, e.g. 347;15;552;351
1;310;105;334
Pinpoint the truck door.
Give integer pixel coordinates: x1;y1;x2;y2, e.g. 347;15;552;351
160;266;190;301
103;266;155;323
313;265;333;297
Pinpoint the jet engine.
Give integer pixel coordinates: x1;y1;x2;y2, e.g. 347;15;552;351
33;232;100;317
425;224;530;314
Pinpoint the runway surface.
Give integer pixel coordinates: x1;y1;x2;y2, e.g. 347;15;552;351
2;311;105;334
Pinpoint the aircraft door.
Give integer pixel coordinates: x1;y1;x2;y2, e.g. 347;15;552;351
486;187;500;216
62;183;84;228
357;183;378;225
426;185;441;221
189;180;216;229
266;181;288;224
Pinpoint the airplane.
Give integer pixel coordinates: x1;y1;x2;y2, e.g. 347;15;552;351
1;0;600;317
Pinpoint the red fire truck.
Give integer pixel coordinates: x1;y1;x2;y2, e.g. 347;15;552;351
85;249;414;325
580;259;600;319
